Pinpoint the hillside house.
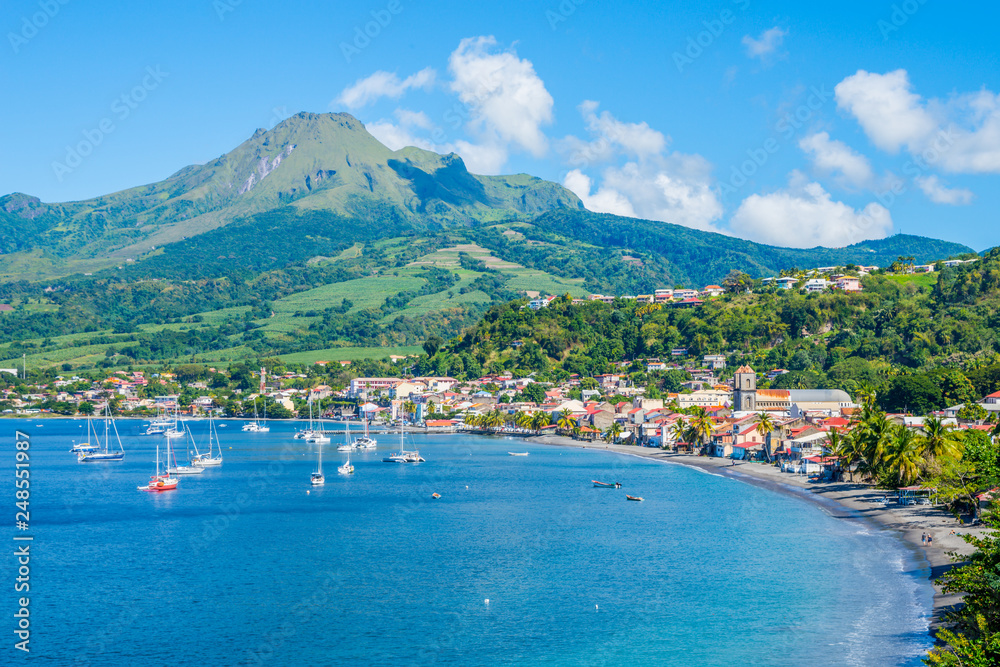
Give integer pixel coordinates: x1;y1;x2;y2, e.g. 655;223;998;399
702;285;724;298
703;354;726;370
804;279;830;293
834;276;862;292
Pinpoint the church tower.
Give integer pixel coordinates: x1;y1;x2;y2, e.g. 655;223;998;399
733;365;757;412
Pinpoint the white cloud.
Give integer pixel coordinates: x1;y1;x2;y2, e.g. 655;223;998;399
452;140;508;174
365;109;509;174
731;172;893;248
598;157;724;232
558;103;723;232
393;109;434;130
559;100;666;166
334;68;436;109
366;120;436;152
742;27;787;59
834;69;937;154
915;175;974;205
835;69;1000;173
366;107;447;152
563;169;636;218
798;132;874;188
447;36;554;158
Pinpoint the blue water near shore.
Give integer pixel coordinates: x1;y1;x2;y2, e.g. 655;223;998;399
3;418;933;665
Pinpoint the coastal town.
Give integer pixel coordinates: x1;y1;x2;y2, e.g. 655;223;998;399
7;354;1000;492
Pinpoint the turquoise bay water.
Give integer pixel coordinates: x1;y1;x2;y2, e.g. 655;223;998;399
3;419;932;665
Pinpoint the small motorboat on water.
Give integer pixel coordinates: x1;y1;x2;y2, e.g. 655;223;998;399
626;495;644;502
508;452;529;456
592;480;621;488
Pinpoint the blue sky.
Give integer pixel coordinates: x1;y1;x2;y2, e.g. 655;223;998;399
3;0;999;250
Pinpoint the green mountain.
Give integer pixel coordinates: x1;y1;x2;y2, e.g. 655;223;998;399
489;209;976;289
0;112;582;275
0;110;983;371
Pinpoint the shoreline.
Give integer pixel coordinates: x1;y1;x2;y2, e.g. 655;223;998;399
529;434;980;633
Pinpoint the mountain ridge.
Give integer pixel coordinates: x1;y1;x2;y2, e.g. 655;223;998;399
0;111;979;289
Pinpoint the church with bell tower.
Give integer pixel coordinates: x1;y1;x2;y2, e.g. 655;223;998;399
733;365;757;412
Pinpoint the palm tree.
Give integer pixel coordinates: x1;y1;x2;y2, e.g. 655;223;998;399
604;421;624;444
853;409;893;480
427;400;436;416
514;410;532;431
826;427;853;481
489;409;506;432
855;384;878;411
556;409;576;434
921;415;960;461
670;418;688;450
403;400;416;423
688;407;714;453
885;424;923;487
755;412;776;454
531;411;550;433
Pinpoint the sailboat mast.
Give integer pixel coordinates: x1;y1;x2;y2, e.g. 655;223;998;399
104;404;110;454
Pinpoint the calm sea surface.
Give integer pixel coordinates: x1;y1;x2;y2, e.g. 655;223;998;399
3;418;933;666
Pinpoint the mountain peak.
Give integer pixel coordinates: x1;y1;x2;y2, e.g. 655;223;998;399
0;110;582;262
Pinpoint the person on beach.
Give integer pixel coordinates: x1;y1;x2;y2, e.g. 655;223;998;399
927;534;933;545
922;533;926;544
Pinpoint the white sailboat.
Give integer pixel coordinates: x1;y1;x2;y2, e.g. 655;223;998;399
382;420;424;463
163;407;184;439
354;411;377;449
337;429;354;474
77;406;126;462
338;451;354;475
311;439;325;486
167;426;205;475
191;417;223;467
294;395;317;440
306;398;330;445
144;409;171;435
242;398;270;432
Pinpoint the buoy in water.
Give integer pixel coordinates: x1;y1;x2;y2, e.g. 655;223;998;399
307;490;310;494
484;599;490;605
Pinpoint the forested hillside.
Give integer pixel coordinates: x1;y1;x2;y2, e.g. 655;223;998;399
410;248;1000;414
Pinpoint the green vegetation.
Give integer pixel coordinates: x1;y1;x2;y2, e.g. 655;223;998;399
404;250;1000;414
0;111;978;371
